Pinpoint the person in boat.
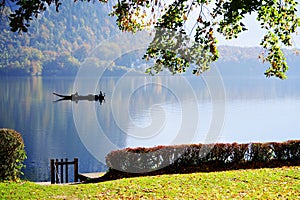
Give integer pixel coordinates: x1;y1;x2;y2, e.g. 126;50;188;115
99;91;105;98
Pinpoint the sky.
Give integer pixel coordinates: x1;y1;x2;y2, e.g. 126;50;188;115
216;6;300;48
217;13;300;48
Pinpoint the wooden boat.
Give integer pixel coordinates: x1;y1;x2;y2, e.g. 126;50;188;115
53;92;105;102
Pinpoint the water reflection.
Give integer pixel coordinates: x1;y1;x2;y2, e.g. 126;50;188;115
0;77;107;181
219;76;300;143
0;75;300;181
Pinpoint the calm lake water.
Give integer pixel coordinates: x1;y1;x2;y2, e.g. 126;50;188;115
1;74;300;181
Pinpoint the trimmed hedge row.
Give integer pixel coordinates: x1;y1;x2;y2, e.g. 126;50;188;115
104;140;300;180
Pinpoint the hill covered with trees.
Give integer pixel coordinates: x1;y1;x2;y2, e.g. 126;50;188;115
0;1;121;76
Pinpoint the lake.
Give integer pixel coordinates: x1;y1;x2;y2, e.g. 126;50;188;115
0;73;300;181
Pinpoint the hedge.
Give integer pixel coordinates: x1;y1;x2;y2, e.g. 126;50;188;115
103;140;300;180
0;128;27;181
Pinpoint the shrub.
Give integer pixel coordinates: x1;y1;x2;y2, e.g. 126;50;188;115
0;128;27;181
105;140;300;180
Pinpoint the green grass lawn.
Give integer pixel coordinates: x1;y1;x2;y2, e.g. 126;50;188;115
1;166;299;199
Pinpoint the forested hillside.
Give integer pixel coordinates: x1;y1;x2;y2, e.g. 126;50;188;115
0;1;121;76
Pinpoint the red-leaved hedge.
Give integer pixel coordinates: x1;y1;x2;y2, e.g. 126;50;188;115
101;140;300;180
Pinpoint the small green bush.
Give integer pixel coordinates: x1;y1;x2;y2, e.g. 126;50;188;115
0;128;27;181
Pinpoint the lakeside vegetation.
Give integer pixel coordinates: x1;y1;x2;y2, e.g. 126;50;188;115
1;166;299;199
0;1;145;76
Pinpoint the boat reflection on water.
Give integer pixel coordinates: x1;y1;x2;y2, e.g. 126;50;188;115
53;91;105;104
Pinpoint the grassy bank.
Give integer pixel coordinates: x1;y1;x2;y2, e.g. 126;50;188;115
1;166;299;199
